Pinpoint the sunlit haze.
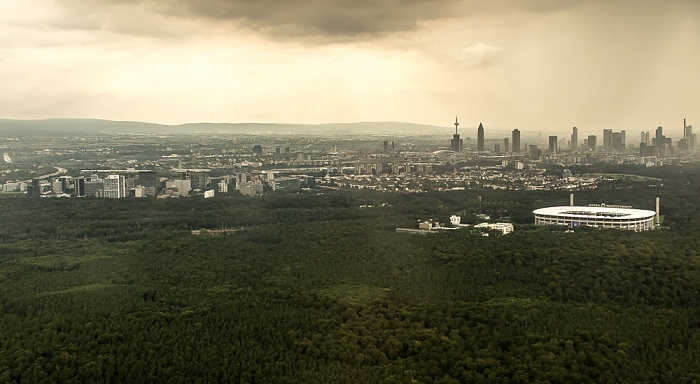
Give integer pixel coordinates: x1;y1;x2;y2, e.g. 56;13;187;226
1;0;698;135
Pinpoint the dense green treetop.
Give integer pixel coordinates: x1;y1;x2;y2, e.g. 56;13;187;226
1;164;700;383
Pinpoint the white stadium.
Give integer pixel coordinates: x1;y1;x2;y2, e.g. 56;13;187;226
533;205;658;231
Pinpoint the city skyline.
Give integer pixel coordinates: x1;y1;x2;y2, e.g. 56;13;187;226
445;117;691;147
0;1;698;131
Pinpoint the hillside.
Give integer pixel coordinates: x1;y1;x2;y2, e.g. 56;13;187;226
0;119;446;137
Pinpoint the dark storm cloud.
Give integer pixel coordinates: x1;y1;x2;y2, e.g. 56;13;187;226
56;0;581;39
164;0;457;37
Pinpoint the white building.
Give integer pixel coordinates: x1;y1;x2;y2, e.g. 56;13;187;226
533;205;656;231
474;222;514;235
104;175;126;198
131;185;146;198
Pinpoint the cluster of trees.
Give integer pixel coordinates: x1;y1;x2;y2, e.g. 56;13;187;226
2;164;700;382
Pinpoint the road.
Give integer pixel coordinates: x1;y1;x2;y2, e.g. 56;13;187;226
21;167;68;183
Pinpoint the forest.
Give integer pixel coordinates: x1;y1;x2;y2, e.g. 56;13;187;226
1;164;700;383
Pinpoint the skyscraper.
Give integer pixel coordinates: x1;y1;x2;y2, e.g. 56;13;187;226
450;116;462;152
104;174;126;199
27;179;41;199
74;176;85;197
654;126;665;155
503;138;510;153
655;126;663;146
477;123;485;152
683;118;695;150
603;129;612;150
621;130;626;148
571;127;578;150
611;132;625;150
512;129;521;153
548;136;558;154
588;135;597;150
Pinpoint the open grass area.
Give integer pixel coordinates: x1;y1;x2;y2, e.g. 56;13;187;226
317;283;391;305
590;173;661;181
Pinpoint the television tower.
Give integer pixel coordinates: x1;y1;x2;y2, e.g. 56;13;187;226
451;116;462;152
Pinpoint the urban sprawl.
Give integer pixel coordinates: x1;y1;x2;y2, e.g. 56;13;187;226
0;118;695;199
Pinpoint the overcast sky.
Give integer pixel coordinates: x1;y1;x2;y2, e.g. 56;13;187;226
0;0;698;135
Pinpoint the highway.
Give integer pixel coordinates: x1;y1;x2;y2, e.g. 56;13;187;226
21;167;67;183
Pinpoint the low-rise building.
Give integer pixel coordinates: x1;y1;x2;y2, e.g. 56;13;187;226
474;222;514;235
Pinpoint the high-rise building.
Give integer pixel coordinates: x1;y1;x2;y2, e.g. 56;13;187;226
137;171;158;196
603;129;612;150
512;129;521;153
383;140;389;153
684;118;695;151
503;138;510;153
641;131;646;144
74;176;86;197
84;177;104;197
690;133;697;151
494;144;501;154
611;131;626;150
621;130;626;148
588;135;597;150
189;171;209;190
653;126;666;155
571;127;578;150
548;136;558;154
477;123;485;152
450;117;462;152
104;174;126;199
27;179;41;199
654;126;663;146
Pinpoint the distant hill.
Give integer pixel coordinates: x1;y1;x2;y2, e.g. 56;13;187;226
0;118;448;137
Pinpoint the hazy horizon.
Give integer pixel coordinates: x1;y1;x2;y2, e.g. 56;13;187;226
1;0;698;132
1;117;689;142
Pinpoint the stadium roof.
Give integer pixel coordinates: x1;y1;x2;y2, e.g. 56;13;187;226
533;206;656;220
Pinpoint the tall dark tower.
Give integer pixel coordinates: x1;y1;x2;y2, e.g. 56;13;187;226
548;136;558;154
512;129;521;153
654;126;664;154
477;123;485;151
450;116;462;152
571;127;578;150
684;116;692;140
